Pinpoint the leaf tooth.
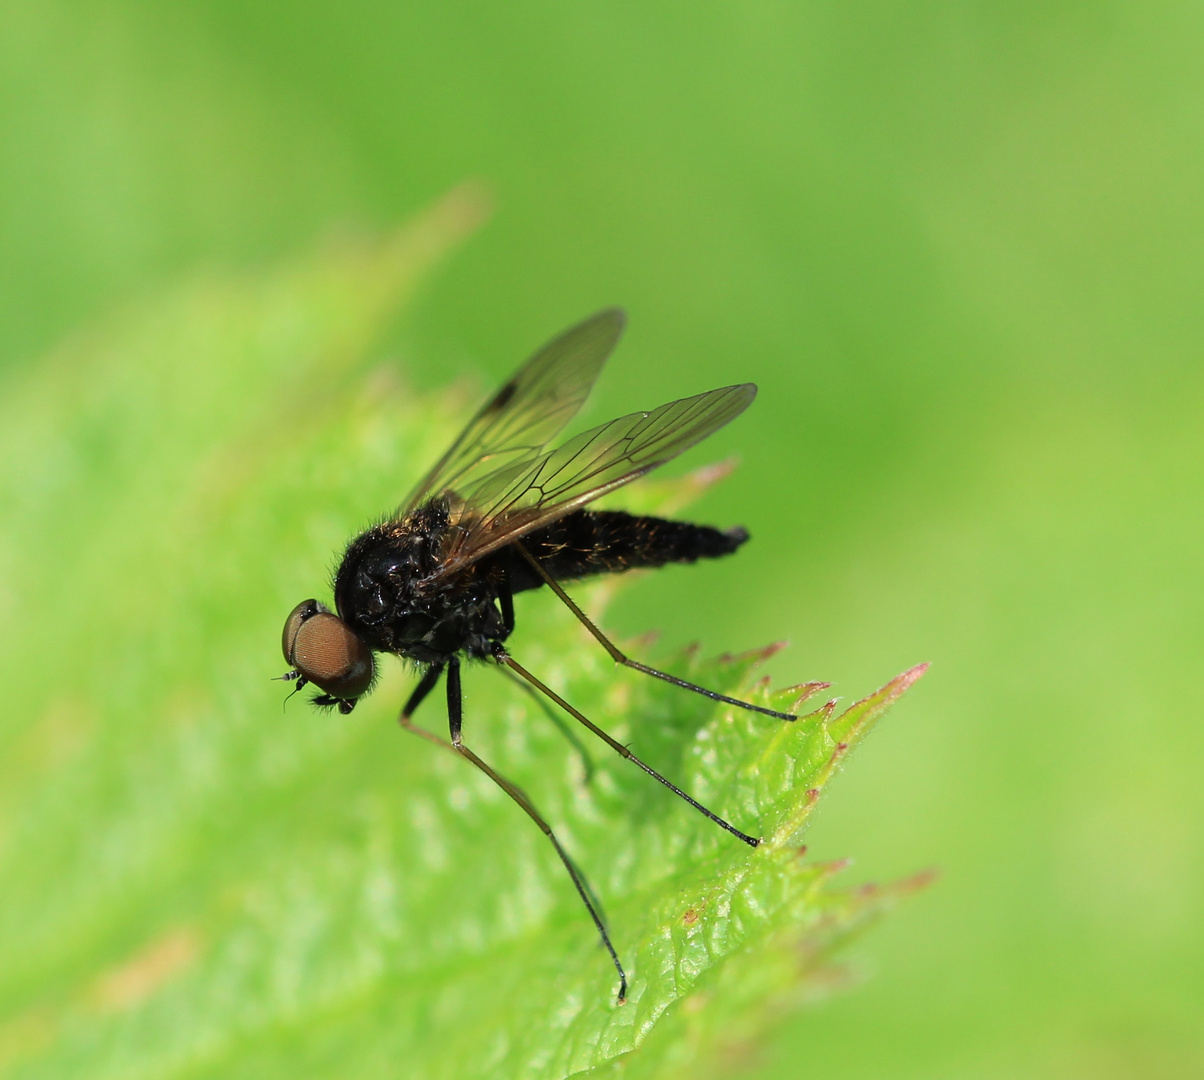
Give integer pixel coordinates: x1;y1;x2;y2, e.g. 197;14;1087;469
808;740;851;794
812;857;852;882
826;662;928;746
763;786;824;849
780;681;830;712
897;866;941;894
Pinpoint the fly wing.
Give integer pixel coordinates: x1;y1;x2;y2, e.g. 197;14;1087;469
435;383;757;575
400;309;626;516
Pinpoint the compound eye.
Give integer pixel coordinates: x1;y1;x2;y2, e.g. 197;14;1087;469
282;599;323;663
282;599;376;701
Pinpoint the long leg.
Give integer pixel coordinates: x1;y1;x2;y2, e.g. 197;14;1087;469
397;662;452;750
499;647;760;849
513;542;795;721
443;656;628;1003
494;566;596;780
500;666;596;782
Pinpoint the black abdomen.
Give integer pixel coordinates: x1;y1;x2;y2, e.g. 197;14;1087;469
508;510;748;593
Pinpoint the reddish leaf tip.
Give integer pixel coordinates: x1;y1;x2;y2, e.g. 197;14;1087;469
781;681;831;710
892;661;930;690
817;857;852;876
900;866;941;893
853;662;929;714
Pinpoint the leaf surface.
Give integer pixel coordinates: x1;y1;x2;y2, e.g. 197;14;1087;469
0;193;927;1080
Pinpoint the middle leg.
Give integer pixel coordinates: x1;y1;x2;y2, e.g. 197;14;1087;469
444;656;628;1003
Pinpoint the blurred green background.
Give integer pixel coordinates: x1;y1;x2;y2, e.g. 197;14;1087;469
2;2;1202;1077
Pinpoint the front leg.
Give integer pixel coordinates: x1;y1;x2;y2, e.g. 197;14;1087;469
446;654;464;744
397;662;451;751
443;654;627;1002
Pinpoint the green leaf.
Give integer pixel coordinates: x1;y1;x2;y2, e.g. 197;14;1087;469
0;190;928;1080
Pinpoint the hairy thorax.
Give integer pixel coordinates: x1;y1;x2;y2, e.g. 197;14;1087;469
333;500;506;663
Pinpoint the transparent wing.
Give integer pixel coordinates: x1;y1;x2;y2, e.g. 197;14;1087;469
400;308;626;515
435;383;757;575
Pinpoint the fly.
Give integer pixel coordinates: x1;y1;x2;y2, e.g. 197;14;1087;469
279;309;796;1002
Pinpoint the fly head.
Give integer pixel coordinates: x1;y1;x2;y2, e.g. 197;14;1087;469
281;599;376;714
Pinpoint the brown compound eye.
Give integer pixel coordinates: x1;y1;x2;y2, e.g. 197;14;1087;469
282;599;376;703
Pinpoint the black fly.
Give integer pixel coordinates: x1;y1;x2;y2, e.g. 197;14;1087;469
279;310;796;1002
